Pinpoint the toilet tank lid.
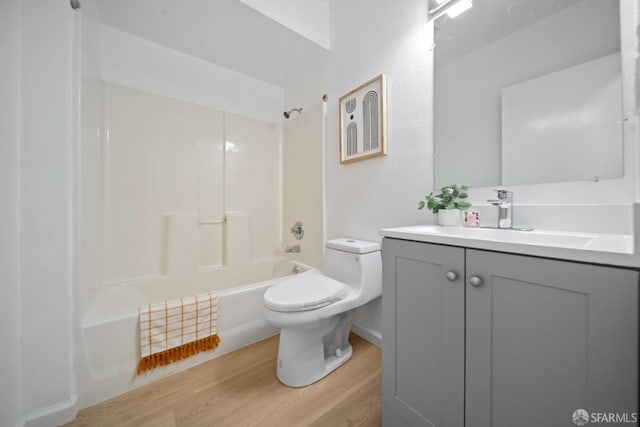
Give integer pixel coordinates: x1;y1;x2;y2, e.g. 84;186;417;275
326;238;380;254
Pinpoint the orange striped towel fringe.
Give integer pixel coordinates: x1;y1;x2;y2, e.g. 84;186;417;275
137;291;220;375
137;334;220;374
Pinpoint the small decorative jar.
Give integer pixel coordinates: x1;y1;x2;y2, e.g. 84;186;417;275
464;210;480;227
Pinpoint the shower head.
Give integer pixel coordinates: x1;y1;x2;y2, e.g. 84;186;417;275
283;108;303;119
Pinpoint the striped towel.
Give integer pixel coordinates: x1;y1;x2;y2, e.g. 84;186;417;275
137;291;220;374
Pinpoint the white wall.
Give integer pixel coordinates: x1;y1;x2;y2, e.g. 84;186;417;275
0;0;23;425
100;24;285;123
322;0;435;340
326;0;435;242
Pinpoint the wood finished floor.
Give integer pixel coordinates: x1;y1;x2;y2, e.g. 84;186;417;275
66;333;381;427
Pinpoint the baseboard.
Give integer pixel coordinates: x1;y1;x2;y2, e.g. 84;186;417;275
18;394;78;427
351;321;382;349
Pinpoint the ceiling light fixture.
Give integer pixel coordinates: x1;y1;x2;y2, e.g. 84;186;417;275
429;0;473;20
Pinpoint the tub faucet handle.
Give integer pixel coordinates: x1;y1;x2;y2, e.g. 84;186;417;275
290;221;304;240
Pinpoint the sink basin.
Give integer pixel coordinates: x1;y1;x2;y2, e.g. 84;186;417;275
397;225;596;249
483;228;594;247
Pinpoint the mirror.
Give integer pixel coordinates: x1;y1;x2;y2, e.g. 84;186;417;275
434;0;622;188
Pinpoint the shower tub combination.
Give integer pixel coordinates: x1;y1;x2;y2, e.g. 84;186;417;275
77;258;309;408
76;82;327;408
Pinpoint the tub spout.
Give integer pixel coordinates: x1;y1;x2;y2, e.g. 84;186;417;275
285;245;301;253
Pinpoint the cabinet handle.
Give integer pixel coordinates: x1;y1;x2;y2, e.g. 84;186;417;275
469;276;483;287
445;271;458;281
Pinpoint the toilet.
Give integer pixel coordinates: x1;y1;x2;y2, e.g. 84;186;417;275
263;238;381;387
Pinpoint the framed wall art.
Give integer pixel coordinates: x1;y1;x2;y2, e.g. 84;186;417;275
339;74;387;164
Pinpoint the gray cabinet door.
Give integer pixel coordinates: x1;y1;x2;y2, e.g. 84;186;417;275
465;249;639;427
382;238;465;427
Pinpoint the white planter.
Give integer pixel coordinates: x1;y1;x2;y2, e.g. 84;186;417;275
438;209;461;226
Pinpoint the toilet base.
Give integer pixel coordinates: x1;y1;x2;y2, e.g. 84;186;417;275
275;311;354;387
276;342;353;388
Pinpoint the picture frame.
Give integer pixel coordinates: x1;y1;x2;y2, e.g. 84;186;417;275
339;74;387;164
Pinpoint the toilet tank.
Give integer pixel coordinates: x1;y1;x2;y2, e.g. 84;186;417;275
324;238;381;303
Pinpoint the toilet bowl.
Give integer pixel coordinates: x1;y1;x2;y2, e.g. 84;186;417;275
263;238;381;387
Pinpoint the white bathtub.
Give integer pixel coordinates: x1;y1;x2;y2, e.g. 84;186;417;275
76;258;308;408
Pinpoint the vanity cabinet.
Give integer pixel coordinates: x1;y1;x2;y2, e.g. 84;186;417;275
381;237;639;427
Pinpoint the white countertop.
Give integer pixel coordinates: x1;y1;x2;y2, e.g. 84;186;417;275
379;225;640;268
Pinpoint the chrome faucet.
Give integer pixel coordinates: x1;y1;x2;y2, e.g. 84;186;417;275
488;189;513;229
285;245;301;253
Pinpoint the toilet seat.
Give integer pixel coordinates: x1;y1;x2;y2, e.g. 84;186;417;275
264;270;349;312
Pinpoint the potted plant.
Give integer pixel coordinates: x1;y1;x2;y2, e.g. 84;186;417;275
418;184;471;226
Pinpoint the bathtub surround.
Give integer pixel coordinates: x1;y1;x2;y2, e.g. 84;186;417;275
98;83;281;285
282;103;325;269
80;77;285;306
